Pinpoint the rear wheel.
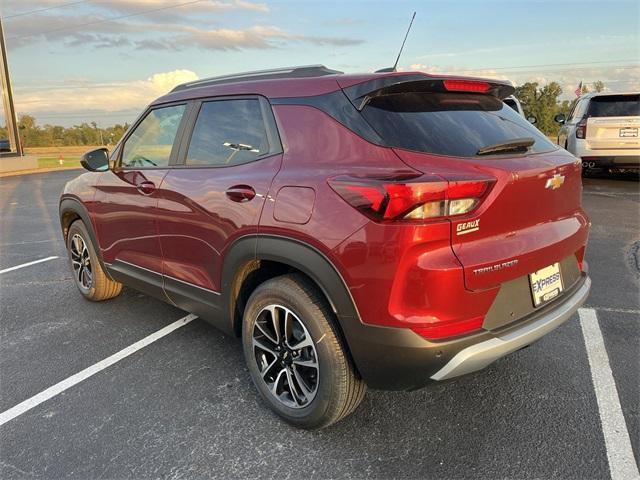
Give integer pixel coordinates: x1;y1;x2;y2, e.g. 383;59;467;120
66;221;122;301
242;274;365;430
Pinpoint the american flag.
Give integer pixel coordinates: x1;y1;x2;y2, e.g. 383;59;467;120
575;81;583;98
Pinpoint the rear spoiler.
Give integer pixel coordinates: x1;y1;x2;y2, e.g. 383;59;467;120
342;74;515;110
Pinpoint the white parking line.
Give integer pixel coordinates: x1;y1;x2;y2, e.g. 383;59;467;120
0;314;197;427
0;256;59;274
579;308;640;480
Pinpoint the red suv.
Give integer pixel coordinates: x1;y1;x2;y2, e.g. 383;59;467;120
60;66;591;429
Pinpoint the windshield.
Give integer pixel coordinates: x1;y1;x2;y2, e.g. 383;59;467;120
361;92;556;157
587;95;640;117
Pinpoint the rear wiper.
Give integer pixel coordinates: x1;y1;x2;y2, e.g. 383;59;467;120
476;137;535;156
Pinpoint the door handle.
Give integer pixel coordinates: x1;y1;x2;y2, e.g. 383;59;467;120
136;181;156;195
225;185;256;203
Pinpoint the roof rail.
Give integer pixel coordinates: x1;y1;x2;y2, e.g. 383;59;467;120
170;65;343;92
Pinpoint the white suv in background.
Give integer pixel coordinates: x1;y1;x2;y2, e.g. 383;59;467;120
555;92;639;172
504;95;539;126
503;95;525;117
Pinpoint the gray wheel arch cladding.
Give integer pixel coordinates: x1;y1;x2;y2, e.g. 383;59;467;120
221;235;362;355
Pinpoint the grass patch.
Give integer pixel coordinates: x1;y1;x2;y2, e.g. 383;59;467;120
37;156;82;169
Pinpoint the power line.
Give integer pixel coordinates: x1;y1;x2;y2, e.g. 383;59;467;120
421;63;640;79
7;0;208;39
13;61;640;92
443;61;639;76
478;59;639;71
1;1;93;20
584;79;640;85
488;64;639;75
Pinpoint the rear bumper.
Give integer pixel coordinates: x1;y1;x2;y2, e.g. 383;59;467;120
573;140;640;168
581;155;640;169
344;274;590;390
430;276;591;380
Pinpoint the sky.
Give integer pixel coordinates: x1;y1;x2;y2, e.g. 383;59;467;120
1;0;639;127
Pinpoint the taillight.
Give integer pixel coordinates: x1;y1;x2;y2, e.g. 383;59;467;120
576;119;587;139
443;79;491;93
328;175;494;222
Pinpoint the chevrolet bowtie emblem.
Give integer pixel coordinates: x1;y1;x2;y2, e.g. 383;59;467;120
545;174;565;190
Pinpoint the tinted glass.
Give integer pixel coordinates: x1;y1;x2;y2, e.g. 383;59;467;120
587;95;640;117
186;99;269;166
362;92;556;157
503;98;519;112
121;105;185;168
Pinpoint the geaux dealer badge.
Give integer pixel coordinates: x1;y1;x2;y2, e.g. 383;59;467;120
456;219;480;236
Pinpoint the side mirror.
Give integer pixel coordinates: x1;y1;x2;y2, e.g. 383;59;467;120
80;147;109;172
554;113;566;125
527;116;537;125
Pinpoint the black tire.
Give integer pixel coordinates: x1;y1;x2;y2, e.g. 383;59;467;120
242;274;366;430
66;220;122;301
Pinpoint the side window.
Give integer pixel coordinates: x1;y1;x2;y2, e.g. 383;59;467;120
503;99;519;113
186;99;269;167
571;99;587;121
121;104;186;168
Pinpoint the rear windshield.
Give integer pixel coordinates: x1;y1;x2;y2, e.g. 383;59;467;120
587;95;640;117
361;92;556;157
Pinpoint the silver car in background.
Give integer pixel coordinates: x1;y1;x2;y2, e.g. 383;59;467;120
555;92;640;172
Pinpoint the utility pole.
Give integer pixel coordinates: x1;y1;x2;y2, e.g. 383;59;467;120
0;17;22;156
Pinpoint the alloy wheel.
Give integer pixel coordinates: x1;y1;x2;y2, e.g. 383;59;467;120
70;233;93;290
252;304;319;409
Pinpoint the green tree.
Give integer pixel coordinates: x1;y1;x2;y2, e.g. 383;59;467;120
583;80;605;94
18;114;42;147
514;81;563;136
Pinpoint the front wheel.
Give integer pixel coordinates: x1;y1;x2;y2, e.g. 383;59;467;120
66;220;122;301
242;274;365;430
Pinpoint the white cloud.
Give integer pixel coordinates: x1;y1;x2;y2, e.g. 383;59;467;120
160;25;363;51
5;12;362;51
1;0;269;17
146;69;199;92
15;69;199;117
101;0;270;14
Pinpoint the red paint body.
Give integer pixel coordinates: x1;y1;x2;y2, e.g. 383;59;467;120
61;69;589;362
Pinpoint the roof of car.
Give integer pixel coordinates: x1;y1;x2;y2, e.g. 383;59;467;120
152;64;514;106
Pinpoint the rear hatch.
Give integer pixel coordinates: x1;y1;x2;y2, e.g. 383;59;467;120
584;94;640;150
357;80;588;291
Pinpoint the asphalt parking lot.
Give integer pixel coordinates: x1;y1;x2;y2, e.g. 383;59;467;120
0;169;638;479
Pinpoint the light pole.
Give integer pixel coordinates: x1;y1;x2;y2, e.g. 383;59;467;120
0;17;22;156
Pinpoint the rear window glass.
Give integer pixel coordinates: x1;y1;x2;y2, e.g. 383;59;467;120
361;92;556;157
587;95;640;117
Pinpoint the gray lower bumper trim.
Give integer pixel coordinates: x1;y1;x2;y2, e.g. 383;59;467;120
430;276;591;381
